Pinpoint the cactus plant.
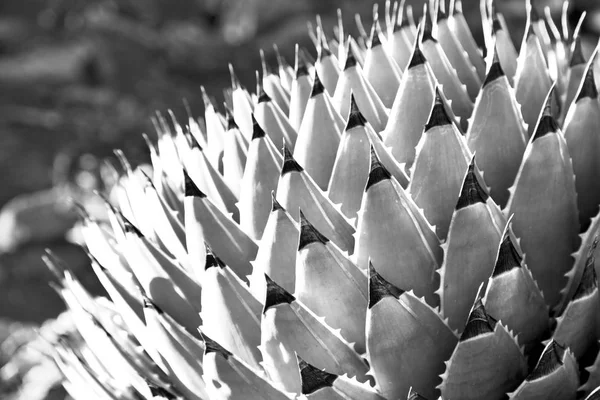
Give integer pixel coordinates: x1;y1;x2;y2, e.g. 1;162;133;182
39;0;600;399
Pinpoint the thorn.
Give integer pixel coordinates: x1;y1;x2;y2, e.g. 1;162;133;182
460;298;496;341
183;169;206;198
251;114;266;140
295;44;309;79
368;261;404;309
344;41;358;70
365;146;391;191
271;191;284;212
483;48;504;87
281;145;303;175
200;86;214;111
369;21;382;49
298;210;329;251
297;354;338;395
263;274;295;314
205;244;225;270
532;87;559;142
408;387;429;400
424;89;452;131
200;331;232;359
577;66;598;102
570;36;586;67
492;230;523;277
346;94;367;131
310;70;325;98
456;158;489;210
526;340;566;381
408;39;426;69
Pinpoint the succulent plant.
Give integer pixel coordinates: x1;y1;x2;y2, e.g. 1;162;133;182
39;0;600;399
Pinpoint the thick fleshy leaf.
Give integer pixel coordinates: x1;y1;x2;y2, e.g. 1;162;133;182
237;116;284;240
383;40;436;169
448;4;486;79
367;263;457;400
466;50;528;207
295;212;367;353
202;334;293;400
439;299;528;400
388;14;414;72
184;172;258;281
439;158;503;332
294;71;344;190
276;147;355;254
356;147;442;306
255;79;298;150
333;43;389;133
508;341;579;400
315;43;341;97
261;50;291;115
289;46;313;132
260;275;370;394
483;219;550;348
506;90;580;309
222;108;248;198
409;89;472;239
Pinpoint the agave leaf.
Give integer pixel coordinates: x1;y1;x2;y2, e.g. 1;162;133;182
222;107;248;198
143;298;209;400
260;275;370;394
229;65;254;139
333;42;389;133
388;11;413;72
436;9;482;100
363;21;402;107
249;194;299;301
237;116;284;240
439;299;527;400
483;220;550;347
506;88;580;310
294;71;344;191
200;87;226;173
508;341;579;400
275;45;294;93
297;356;384;400
327;96;372;221
580;341;600;396
255;77;298;150
420;11;473;128
552;242;600;360
184;172;258;282
202;334;293;400
182;142;239;221
563;56;600;228
439;158;503;332
466;49;528;208
201;253;263;370
356;147;441;306
382;39;436;169
295;212;367;353
289;45;314;132
315;42;341;97
276;147;355;254
561;36;588;122
514;25;554;137
409;88;472;240
448;4;486;79
260;51;291;116
367;262;457;399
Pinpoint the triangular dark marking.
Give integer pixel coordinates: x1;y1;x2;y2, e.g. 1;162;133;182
365;146;391;191
123;216;144;237
184;169;206;198
368;261;404;309
251;115;266;140
483;52;505;87
224;105;238;131
263;274;296;313
408;387;429;400
200;331;232;359
318;44;332;61
344;45;358;70
281;146;303;175
370;24;382;49
310;70;325;98
456;160;489;210
298;356;338;395
532;115;558;142
187;132;202;150
577;67;598;102
492;14;502;33
460;299;496;341
422;11;436;42
492;233;523;277
299;211;329;251
424;90;452;131
570;37;586;67
205;244;225;270
437;4;447;21
258;85;271;104
271;191;284;212
148;383;177;399
408;43;427;69
526;341;566;381
346;94;367;131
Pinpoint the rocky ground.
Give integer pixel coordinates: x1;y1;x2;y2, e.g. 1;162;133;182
0;0;594;398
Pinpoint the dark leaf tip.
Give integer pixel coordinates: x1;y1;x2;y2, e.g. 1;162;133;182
526;341;566;381
577;67;598;102
570;37;586;67
424;92;452;131
408;387;429;400
201;332;233;359
263;274;296;313
408;44;427;69
299;211;329;250
184;169;206;198
456;161;489;210
251;115;266;140
310;71;325;98
205;245;226;270
532;115;558;142
492;233;523;277
483;59;505;87
281;146;303;175
460;299;496;341
368;261;404;309
344;46;358;70
298;356;338;395
346;95;367;130
365;146;391;191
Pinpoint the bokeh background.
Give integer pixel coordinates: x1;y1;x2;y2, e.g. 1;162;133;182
0;0;596;398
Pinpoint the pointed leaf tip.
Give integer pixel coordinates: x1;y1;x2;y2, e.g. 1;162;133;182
570;37;586;67
456;160;489;210
310;71;325;98
370;24;382;49
483;55;505;87
492;233;523;277
368;261;404;309
424;91;452;131
281;146;303;175
258;84;271;104
526;341;566;381
422;11;435;42
298;355;338;395
532;114;559;142
577;67;598;101
460;299;496;341
184;169;206;198
251;115;266;140
408;43;427;69
299;211;329;251
408;387;429;400
263;274;296;313
573;239;599;300
492;14;502;33
344;45;358;70
346;94;367;130
205;245;225;270
271;191;284;212
365;146;391;191
201;332;232;359
225;105;238;131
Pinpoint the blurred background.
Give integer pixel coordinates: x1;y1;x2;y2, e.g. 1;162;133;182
0;0;596;398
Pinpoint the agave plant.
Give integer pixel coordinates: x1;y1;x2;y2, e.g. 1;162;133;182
38;0;600;399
